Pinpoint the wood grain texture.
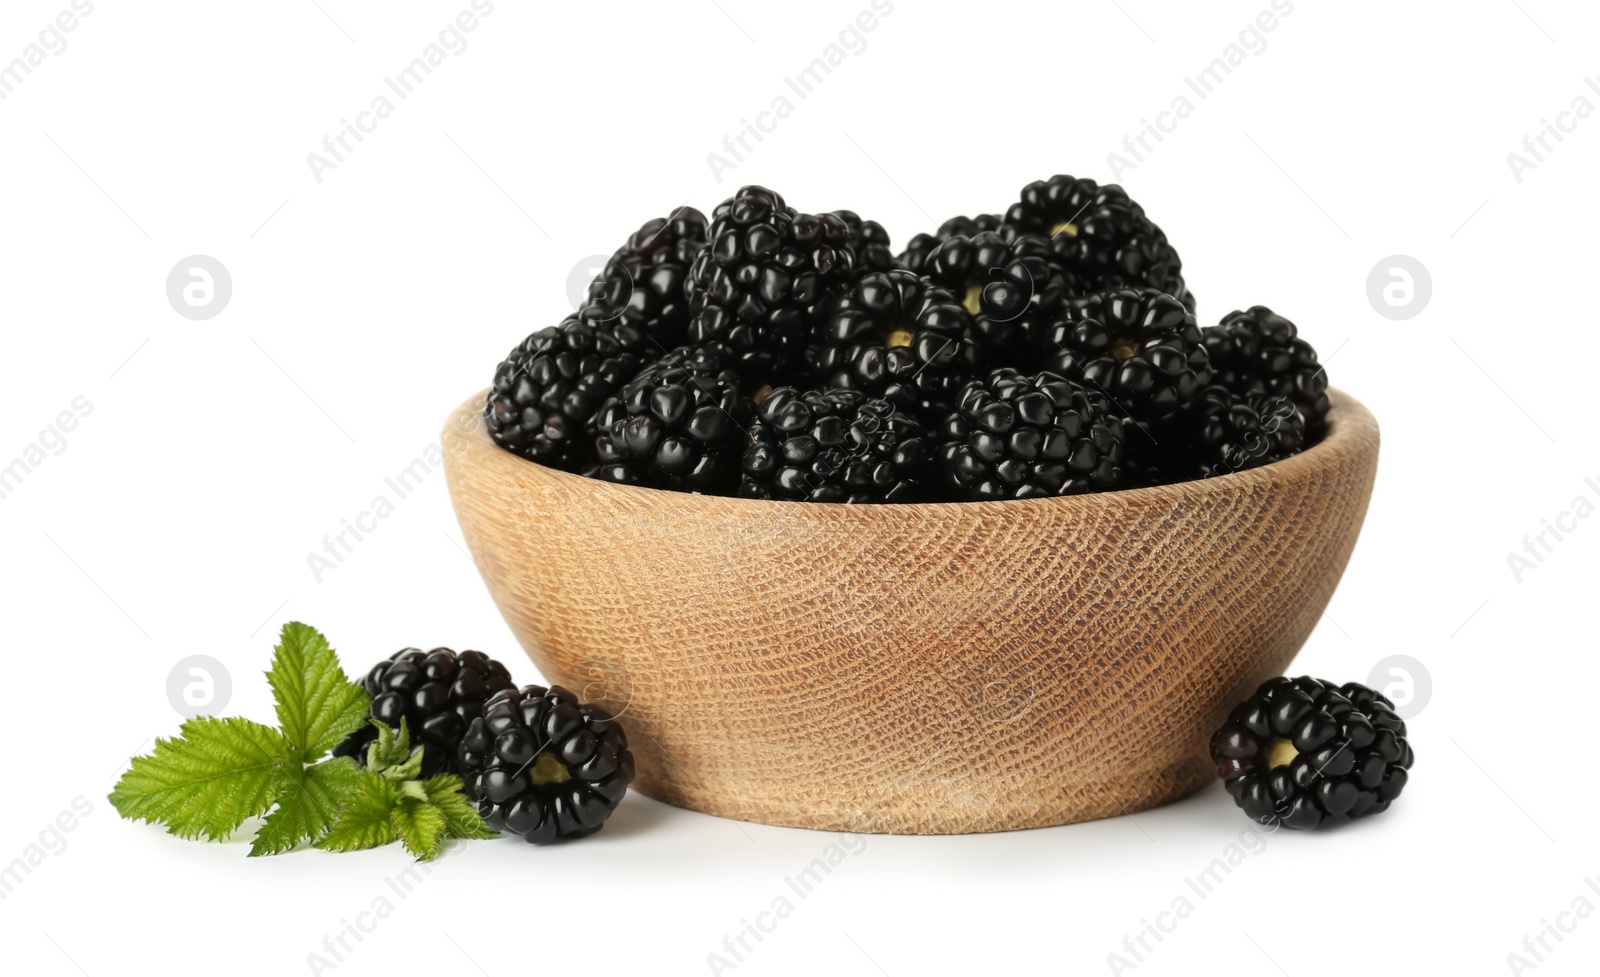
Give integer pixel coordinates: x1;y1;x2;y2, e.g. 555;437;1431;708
443;389;1380;834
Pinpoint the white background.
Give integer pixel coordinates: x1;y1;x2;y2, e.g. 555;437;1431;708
2;1;1596;975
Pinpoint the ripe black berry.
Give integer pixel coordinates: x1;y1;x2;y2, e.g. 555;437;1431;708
1005;174;1191;308
1038;287;1210;419
910;231;1074;362
592;343;750;493
1202;306;1330;433
485;315;647;466
938;369;1126;500
458;684;635;844
581;206;708;349
807;269;977;422
332;648;516;778
687;186;859;376
740;386;931;503
1211;676;1414;830
1185;387;1308;480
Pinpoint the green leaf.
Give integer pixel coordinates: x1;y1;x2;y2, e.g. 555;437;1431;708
315;771;401;853
266;622;369;760
248;757;361;857
423;775;498;840
109;718;294;841
366;719;422;782
392;800;447;861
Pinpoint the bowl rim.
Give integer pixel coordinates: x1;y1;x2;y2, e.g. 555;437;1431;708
448;386;1377;516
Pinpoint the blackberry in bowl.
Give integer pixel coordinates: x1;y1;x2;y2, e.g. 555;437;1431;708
1005;173;1192;309
805;268;977;423
740;386;931;503
580;206;708;349
1203;305;1331;433
937;369;1126;501
909;231;1074;362
484;314;647;467
686;185;859;376
1038;287;1210;419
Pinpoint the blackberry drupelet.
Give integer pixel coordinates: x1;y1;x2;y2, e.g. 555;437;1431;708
808;269;977;422
1039;287;1210;419
1005;174;1191;309
332;648;516;778
1186;386;1308;480
830;210;897;272
938;369;1126;500
740;386;931;503
1203;306;1330;433
592;342;750;493
580;206;708;348
458;684;634;844
687;186;859;376
485;315;647;466
913;231;1073;361
1211;676;1414;830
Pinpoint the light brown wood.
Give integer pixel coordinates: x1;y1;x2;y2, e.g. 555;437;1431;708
443;389;1380;834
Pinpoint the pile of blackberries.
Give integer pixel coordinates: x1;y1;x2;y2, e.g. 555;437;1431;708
486;177;1331;501
335;648;635;845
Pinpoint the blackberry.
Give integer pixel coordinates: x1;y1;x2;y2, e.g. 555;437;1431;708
592;343;750;493
830;210;897;272
1038;287;1210;419
740;386;931;503
1211;676;1414;830
331;648;516;778
687;186;859;376
1202;306;1330;432
1185;386;1308;480
1113;384;1301;489
1005;174;1191;308
485;315;647;466
807;269;977;422
458;684;634;844
937;369;1126;500
580;206;708;348
911;231;1073;362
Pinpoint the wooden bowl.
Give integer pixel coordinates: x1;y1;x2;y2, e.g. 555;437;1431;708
443;389;1379;834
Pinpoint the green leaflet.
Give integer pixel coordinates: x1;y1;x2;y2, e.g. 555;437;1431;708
423;775;498;841
315;772;403;853
318;767;499;860
265;622;369;759
109;717;294;842
391;801;448;861
366;719;423;782
249;757;361;857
